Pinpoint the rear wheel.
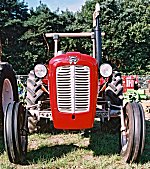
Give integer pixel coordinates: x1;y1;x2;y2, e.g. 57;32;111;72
4;102;27;164
0;63;18;135
120;102;145;163
104;70;123;132
26;70;50;133
106;70;123;106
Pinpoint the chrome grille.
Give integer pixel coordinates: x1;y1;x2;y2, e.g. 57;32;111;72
56;65;90;113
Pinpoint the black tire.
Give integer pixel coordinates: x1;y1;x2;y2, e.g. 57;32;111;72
136;103;146;161
106;71;123;106
4;102;27;164
0;63;18;135
28;115;38;133
26;70;44;106
120;102;145;163
120;102;135;162
103;70;123;133
26;70;50;133
130;102;141;162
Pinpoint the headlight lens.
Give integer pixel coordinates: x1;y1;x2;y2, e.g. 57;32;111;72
34;64;47;78
100;63;112;77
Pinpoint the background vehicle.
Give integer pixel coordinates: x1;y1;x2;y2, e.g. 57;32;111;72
3;3;145;164
123;75;150;112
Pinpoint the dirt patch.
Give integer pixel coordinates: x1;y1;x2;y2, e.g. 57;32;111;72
49;136;65;145
28;140;39;150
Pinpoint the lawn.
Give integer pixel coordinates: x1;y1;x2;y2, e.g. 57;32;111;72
0;119;150;169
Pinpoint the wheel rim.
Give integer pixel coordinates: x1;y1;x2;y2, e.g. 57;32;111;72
2;79;14;114
121;111;129;151
121;107;130;151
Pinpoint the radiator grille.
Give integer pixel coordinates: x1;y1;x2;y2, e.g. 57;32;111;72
56;65;90;113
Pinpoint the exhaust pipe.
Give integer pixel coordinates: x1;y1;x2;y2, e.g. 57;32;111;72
94;3;102;68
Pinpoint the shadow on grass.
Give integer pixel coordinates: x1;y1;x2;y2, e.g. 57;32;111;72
26;121;120;165
0;135;4;154
88;121;120;156
26;144;78;164
25;121;119;164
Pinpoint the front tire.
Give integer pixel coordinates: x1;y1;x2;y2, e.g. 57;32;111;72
4;102;27;164
120;102;145;163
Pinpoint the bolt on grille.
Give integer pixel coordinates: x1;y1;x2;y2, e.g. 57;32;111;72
56;65;90;113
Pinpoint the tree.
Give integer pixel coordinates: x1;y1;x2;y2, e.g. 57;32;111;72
69;0;150;74
21;4;76;73
0;0;29;72
0;0;149;74
117;0;150;74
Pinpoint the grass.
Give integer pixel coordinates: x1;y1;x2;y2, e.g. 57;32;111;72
0;120;150;169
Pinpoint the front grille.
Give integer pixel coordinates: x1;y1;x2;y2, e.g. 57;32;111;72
56;65;90;113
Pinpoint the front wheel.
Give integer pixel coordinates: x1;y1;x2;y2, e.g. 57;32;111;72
120;102;145;163
4;102;28;164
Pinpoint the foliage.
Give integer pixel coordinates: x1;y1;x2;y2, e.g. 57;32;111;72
0;0;149;74
0;0;29;73
20;4;76;73
76;0;150;74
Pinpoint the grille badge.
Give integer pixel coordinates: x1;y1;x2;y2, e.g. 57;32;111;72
69;56;78;64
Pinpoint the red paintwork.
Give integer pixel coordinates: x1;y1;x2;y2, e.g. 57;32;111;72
42;74;48;85
42;65;49;85
100;77;105;84
48;52;98;130
122;75;138;92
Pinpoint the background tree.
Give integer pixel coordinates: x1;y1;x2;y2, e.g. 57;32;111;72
0;0;29;72
118;0;150;74
71;0;150;74
21;4;76;73
0;0;149;74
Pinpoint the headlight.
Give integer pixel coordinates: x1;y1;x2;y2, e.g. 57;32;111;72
34;64;47;78
100;63;112;77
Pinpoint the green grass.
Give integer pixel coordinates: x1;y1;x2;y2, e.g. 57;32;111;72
0;120;150;169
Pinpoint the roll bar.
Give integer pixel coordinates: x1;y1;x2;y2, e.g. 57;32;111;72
45;3;103;64
45;32;93;38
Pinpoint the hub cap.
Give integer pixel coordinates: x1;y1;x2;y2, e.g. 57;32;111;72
2;79;14;114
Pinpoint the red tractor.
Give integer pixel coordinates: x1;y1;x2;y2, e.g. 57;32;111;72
3;3;145;164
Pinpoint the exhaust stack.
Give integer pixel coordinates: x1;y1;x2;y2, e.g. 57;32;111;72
94;3;102;68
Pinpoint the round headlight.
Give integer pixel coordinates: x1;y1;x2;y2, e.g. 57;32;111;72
34;64;47;78
100;63;112;77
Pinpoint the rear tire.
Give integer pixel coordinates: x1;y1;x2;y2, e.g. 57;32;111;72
0;63;18;135
104;70;123;132
26;70;50;133
106;71;123;106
